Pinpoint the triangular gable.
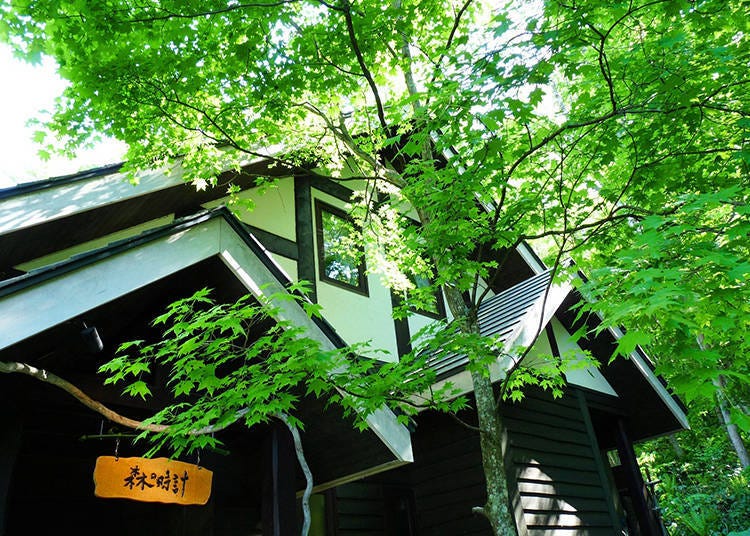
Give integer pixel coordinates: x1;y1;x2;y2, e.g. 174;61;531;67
0;207;412;467
428;270;573;394
516;242;689;433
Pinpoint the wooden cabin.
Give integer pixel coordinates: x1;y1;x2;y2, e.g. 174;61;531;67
0;161;687;535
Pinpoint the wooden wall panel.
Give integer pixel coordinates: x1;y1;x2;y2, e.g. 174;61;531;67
504;390;617;535
329;387;620;535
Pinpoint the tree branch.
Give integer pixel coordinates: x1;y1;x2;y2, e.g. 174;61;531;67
103;1;301;24
276;413;313;536
340;0;388;130
2;360;319;534
0;360;248;436
426;0;474;97
300;102;406;187
505;109;620;181
393;0;422;113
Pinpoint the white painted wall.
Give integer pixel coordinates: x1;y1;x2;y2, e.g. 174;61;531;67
202;177;296;241
271;254;298;283
549;318;618;396
407;312;439;349
311;189;399;362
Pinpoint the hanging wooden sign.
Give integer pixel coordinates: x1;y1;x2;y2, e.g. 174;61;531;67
93;456;212;505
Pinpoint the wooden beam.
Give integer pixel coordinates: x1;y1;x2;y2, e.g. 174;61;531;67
615;418;660;536
308;176;354;203
294;176;317;303
576;390;622;531
245;224;299;260
390;294;412;357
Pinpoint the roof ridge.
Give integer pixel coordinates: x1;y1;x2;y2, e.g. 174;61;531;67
0;162;125;200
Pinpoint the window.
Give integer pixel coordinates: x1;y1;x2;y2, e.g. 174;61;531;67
407;273;446;319
315;200;368;295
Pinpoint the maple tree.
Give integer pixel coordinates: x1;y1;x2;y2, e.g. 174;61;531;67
2;0;748;533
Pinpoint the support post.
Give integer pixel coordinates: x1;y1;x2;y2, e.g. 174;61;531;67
294;175;317;303
614;418;659;536
263;424;298;536
576;390;622;531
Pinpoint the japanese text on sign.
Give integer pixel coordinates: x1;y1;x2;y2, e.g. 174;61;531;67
93;456;212;505
123;465;189;497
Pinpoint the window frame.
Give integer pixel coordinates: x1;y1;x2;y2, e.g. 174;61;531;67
314;199;369;296
406;274;447;320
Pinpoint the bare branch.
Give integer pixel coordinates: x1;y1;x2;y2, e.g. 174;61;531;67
0;360;247;436
102;1;301;24
300;102;406;187
427;0;474;93
506;109;620;181
276;413;314;535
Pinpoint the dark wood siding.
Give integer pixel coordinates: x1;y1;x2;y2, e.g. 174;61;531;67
504;390;618;535
337;387;619;535
330;481;416;536
332;482;389;535
410;428;490;535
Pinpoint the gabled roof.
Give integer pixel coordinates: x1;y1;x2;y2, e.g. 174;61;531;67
515;243;689;438
0;158;287;279
428;270;563;379
1;161;688;445
0;207;413;479
426;244;688;442
0;162;125;201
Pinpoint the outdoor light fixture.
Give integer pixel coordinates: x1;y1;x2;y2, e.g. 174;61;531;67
80;322;104;353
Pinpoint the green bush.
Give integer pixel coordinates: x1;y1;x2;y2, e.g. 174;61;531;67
639;407;750;535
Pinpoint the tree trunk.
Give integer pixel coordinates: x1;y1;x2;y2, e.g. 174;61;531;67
668;435;684;458
696;336;750;470
713;376;750;469
470;368;518;536
442;285;518;536
387;22;516;530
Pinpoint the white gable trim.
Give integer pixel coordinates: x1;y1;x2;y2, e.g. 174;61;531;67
432;281;572;397
0;215;413;463
609;325;690;430
549;318;618;396
505;280;571;354
0;219;214;349
515;244;688;429
517;242;547;275
0;167;185;237
219;231;414;462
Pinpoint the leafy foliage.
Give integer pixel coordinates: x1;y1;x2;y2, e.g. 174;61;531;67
576;186;750;421
3;0;749;531
99;287;460;457
640;403;750;535
3;0;747;390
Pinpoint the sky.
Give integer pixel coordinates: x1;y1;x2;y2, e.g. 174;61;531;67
0;5;541;191
0;44;127;189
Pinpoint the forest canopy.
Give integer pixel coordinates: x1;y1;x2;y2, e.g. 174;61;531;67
1;0;748;533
